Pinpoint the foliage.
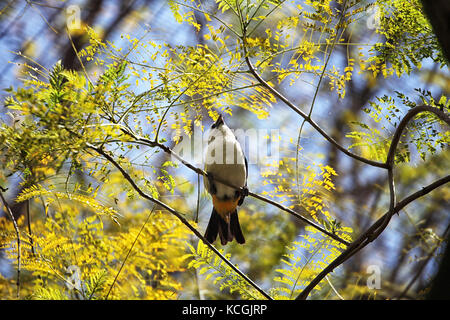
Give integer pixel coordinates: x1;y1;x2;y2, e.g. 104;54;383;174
261;153;352;240
186;241;265;299
0;186;190;299
371;0;447;76
271;226;345;299
0;0;448;300
347;90;449;163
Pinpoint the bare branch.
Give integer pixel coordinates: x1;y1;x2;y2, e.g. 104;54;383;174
296;174;450;299
242;48;388;169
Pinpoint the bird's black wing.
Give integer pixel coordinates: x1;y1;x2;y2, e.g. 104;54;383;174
238;154;248;206
244;153;248;181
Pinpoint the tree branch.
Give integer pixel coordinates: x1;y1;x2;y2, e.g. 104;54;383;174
374;105;450;245
295;105;449;299
240;29;450;299
242;48;388;169
385;105;450;167
296;174;450;299
86;143;272;300
396;223;450;299
108;87;448;302
105;205;156;300
116;128;351;246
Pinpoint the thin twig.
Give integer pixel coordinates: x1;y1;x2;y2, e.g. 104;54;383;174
295;0;349;205
195;174;200;223
246;0;286;37
240;7;390;169
325;275;344;300
105;205;156;300
309;0;349;118
154;55;218;143
66;27;93;87
173;0;241;38
26;199;37;256
375;106;450;241
249;191;350;245
241;18;450;298
386;105;450;167
25;0;58;34
0;187;21;298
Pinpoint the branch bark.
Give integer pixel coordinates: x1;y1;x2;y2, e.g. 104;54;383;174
386;105;450;166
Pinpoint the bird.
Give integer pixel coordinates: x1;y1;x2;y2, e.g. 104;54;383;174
203;114;248;245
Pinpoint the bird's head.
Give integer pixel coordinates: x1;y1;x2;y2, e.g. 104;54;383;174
211;114;224;129
208;114;232;144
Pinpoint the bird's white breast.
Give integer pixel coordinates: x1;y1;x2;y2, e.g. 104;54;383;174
204;130;246;200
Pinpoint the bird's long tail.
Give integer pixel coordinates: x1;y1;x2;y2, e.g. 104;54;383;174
204;209;245;245
230;210;245;244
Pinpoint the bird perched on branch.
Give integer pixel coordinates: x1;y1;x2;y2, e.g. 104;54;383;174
204;114;248;245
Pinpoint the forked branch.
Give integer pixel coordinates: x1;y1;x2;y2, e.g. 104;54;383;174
240;10;450;298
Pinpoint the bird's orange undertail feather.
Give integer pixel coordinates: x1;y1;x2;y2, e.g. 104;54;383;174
212;195;239;221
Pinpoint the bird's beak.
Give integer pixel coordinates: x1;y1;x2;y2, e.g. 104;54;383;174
213;114;224;127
